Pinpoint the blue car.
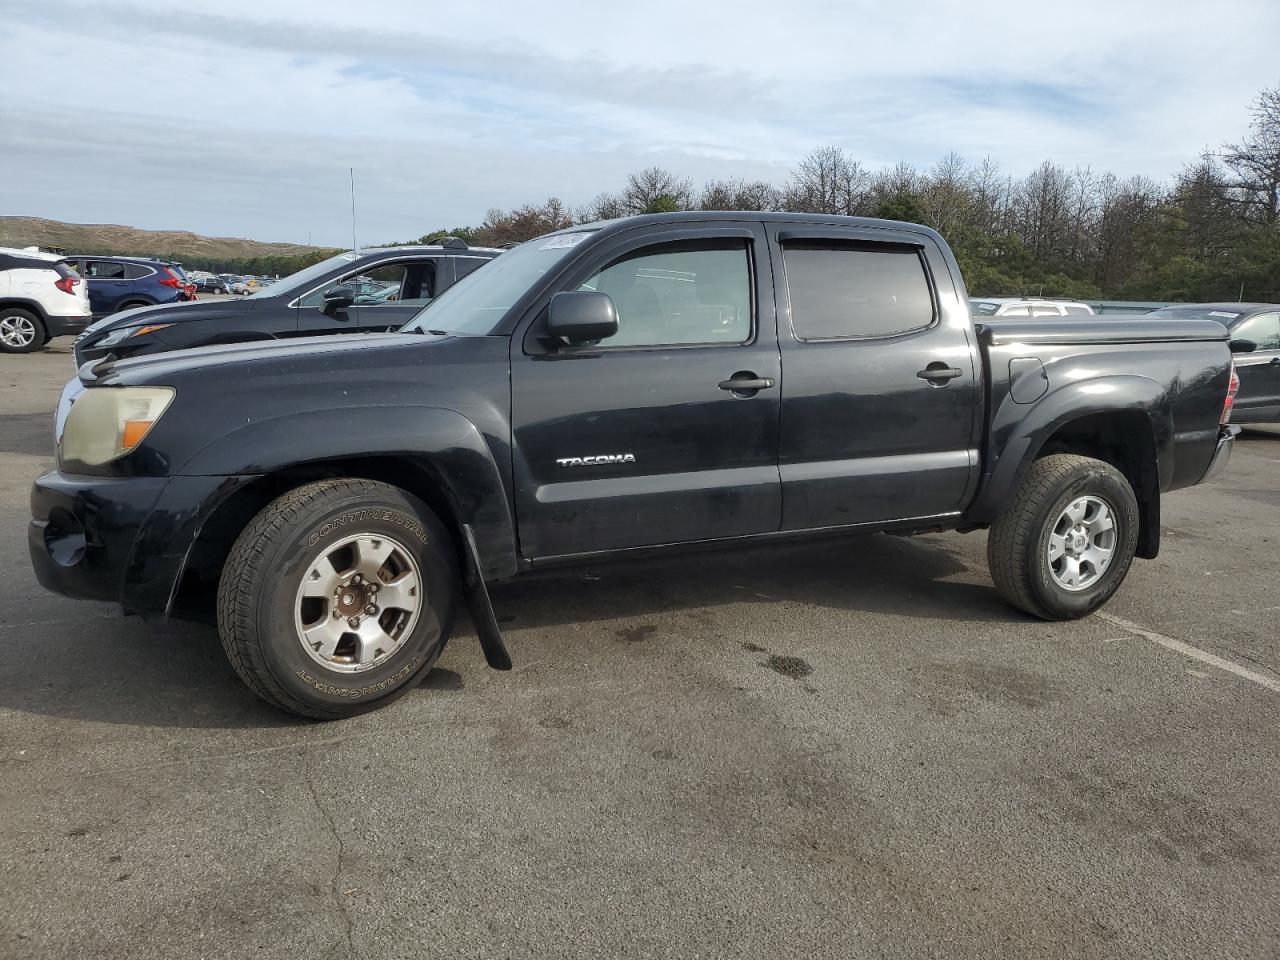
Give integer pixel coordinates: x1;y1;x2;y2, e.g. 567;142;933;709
65;255;193;318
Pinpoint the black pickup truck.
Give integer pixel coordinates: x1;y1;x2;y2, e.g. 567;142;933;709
29;213;1240;719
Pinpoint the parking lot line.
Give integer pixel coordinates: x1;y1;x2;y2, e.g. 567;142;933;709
1096;611;1280;694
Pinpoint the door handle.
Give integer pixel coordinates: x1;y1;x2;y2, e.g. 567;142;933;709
718;373;776;396
916;364;963;384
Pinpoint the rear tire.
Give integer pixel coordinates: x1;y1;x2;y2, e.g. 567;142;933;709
987;454;1139;620
0;308;47;353
216;479;459;719
117;300;151;312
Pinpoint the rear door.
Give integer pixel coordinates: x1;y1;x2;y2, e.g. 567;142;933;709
767;223;980;529
81;259;128;314
510;221;782;558
1231;312;1280;421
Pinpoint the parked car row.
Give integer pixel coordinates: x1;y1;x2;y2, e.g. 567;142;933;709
3;234;1275;427
72;238;501;363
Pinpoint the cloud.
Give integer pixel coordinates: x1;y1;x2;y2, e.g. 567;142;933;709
1;0;1276;244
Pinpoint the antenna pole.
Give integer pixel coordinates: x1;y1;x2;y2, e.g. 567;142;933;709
350;167;358;251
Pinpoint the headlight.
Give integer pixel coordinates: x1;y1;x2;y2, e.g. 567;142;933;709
93;323;174;348
60;386;175;466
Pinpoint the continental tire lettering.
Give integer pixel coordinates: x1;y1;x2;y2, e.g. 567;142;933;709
295;656;423;699
308;509;429;547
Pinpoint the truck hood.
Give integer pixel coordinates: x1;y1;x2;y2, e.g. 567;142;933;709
86;331;445;386
83;296;260;336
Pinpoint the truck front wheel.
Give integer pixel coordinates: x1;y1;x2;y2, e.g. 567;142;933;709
987;454;1139;620
216;479;458;719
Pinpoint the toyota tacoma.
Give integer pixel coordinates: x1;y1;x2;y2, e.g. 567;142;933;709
29;213;1241;718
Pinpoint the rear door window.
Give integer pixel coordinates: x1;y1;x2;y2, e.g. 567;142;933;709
782;242;934;340
1030;304;1063;316
84;261;127;280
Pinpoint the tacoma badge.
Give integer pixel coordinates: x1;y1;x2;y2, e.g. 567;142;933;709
556;453;637;467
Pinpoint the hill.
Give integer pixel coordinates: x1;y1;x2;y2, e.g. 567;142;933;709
0;216;335;263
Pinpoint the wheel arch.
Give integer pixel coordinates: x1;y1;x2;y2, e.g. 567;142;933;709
171;409;518;620
967;375;1171;558
0;297;50;324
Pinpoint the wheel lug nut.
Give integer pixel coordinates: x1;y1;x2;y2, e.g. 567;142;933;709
332;610;341;619
351;574;363;585
369;584;379;593
366;603;378;615
348;617;360;628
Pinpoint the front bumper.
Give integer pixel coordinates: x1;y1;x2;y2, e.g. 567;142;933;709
1199;426;1238;484
29;470;250;614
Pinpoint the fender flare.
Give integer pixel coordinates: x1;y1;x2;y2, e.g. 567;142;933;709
176;404;517;580
966;374;1172;525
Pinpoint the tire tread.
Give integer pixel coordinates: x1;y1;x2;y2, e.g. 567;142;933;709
987;454;1112;620
217;478;405;720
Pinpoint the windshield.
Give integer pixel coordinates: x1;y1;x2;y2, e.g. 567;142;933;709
1145;306;1244;322
970;300;1001;316
401;231;596;335
247;251;364;300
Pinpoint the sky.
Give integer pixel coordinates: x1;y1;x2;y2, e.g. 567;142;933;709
1;0;1277;247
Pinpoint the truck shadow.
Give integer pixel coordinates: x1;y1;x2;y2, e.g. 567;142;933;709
0;532;1020;729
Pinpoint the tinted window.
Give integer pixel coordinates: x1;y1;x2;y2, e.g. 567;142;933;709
84;260;126;280
454;256;490;281
577;240;751;347
1234;312;1280;350
784;242;933;340
971;301;1000;316
123;263;154;280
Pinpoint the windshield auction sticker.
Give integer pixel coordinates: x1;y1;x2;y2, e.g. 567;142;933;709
540;233;591;249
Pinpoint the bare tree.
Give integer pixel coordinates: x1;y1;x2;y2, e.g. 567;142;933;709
577;192;628;223
478;197;573;245
1222;84;1280;226
698;178;782;211
784;146;870;215
621;167;695;214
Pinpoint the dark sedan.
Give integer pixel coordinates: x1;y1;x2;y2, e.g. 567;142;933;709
1145;304;1280;423
73;239;500;366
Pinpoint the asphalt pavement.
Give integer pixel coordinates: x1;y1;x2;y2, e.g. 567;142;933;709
2;343;1278;959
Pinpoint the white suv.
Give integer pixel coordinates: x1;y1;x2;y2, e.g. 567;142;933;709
0;247;92;353
970;297;1095;318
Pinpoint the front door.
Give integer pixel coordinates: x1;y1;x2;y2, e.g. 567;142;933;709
767;224;980;529
294;257;440;337
1231;312;1280;422
352;260;441;332
511;222;781;559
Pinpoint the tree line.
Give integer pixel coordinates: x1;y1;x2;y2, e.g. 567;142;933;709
408;84;1280;302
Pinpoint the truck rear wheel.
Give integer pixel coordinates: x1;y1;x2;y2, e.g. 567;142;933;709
216;479;458;719
987;454;1139;620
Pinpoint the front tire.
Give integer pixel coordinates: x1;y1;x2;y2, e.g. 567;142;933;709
987;454;1139;620
0;308;47;353
217;479;458;719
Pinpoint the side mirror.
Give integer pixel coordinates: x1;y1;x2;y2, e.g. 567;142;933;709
1229;338;1257;354
321;285;356;314
546;291;618;345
